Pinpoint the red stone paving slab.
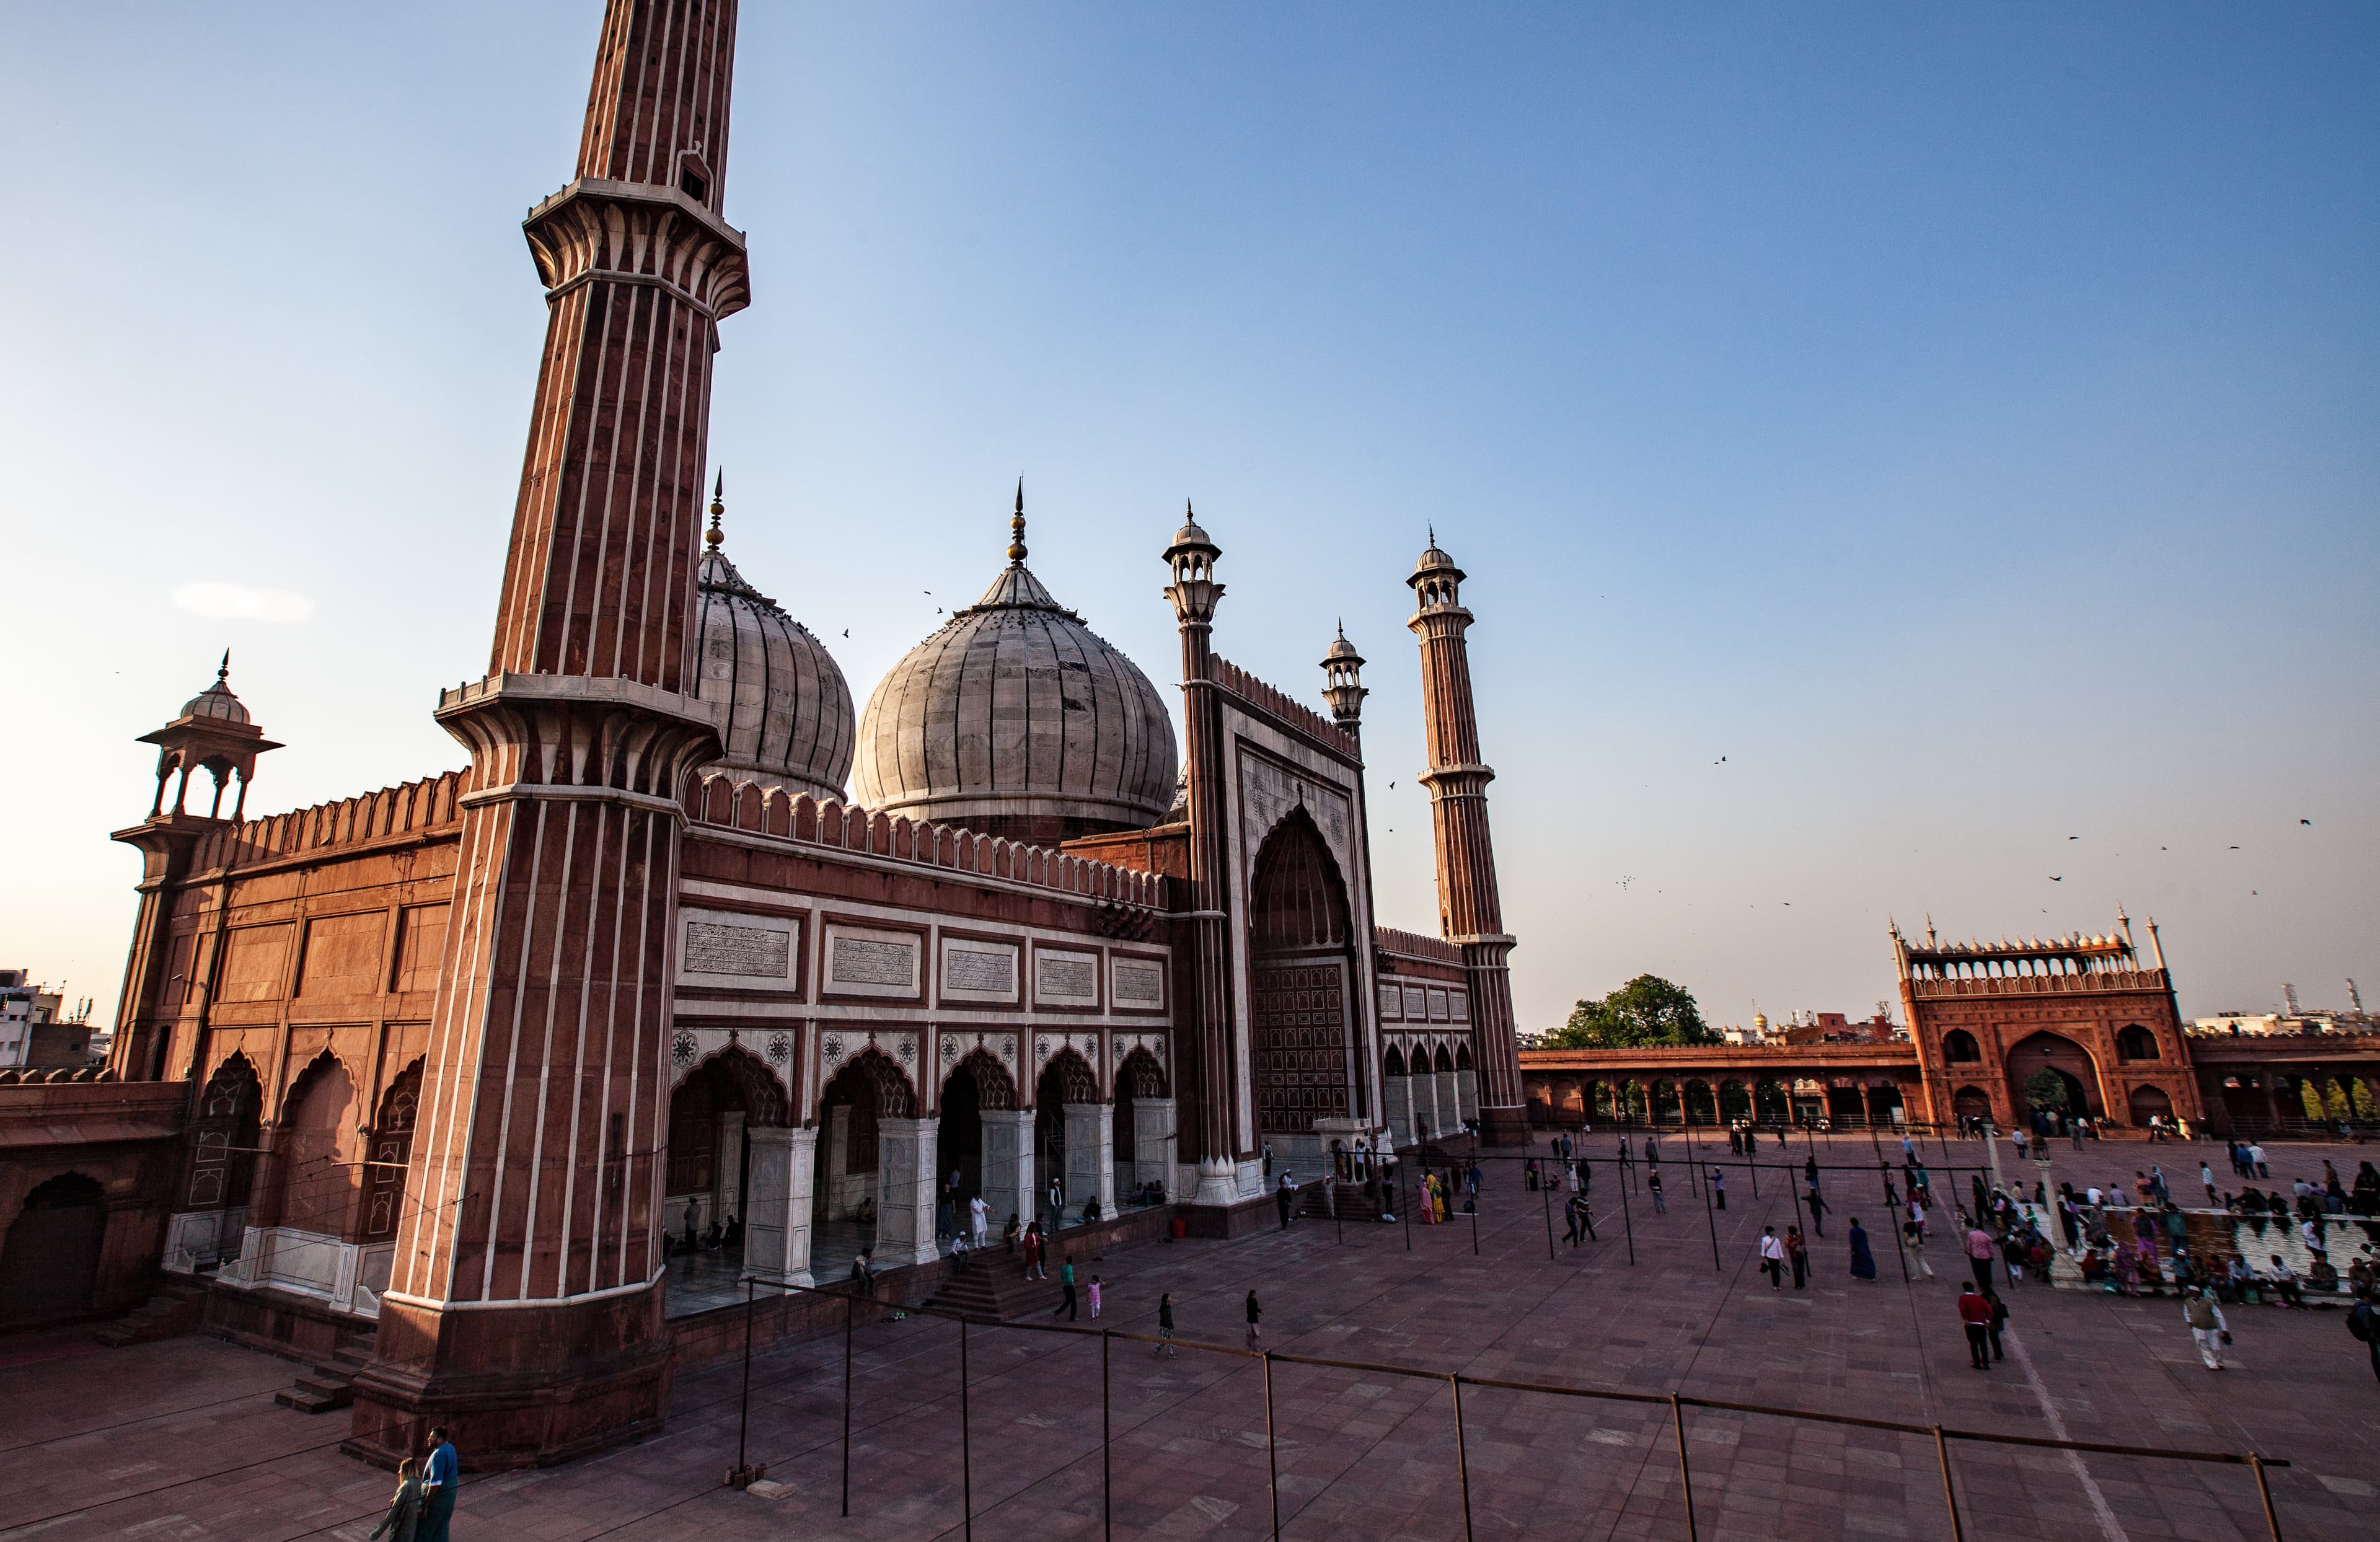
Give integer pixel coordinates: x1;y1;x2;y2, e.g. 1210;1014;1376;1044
2;1133;2373;1539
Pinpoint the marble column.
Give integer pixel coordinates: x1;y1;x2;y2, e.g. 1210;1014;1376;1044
979;1109;1036;1237
874;1117;940;1266
1064;1102;1114;1220
1435;1070;1462;1132
1131;1098;1176;1196
1457;1068;1479;1123
715;1111;747;1228
743;1126;816;1286
1386;1073;1413;1148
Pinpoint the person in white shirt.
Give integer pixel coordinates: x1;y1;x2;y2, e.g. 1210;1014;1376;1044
1759;1227;1786;1289
969;1194;989;1248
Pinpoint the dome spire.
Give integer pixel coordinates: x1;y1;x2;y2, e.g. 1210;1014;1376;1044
706;470;725;549
1008;477;1028;565
217;649;231;685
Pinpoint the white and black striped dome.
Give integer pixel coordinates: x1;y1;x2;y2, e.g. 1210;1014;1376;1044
851;531;1177;844
692;508;854;803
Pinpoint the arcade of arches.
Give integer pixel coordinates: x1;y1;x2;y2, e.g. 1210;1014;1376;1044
658;1038;1176;1291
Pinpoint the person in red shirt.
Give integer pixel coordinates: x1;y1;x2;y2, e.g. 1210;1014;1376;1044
1957;1285;1994;1370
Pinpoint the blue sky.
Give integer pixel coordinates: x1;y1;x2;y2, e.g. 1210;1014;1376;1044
2;2;2373;1030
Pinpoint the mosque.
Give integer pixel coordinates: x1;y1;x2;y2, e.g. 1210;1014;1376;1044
22;0;1527;1466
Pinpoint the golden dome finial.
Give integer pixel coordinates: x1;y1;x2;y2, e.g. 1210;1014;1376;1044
706;470;725;548
1007;476;1028;565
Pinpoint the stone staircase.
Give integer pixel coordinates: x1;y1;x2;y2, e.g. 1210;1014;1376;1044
924;1253;1069;1322
273;1328;376;1414
95;1277;208;1348
1298;1179;1386;1223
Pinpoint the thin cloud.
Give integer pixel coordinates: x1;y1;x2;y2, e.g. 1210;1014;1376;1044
172;581;315;624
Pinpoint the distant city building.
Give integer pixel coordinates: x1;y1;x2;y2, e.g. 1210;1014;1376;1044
2193;979;2374;1036
0;971;93;1070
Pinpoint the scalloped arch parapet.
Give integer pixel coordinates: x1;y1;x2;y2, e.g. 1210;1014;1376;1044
683;770;1168;910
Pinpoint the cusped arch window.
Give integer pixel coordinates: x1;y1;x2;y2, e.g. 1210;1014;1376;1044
1942;1029;1982;1064
2115;1024;2159;1062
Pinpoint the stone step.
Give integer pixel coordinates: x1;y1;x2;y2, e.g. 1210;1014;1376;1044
95;1280;208;1349
273;1381;353;1414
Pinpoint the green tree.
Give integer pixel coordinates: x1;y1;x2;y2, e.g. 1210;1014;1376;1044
1549;976;1718;1049
2024;1068;2069;1111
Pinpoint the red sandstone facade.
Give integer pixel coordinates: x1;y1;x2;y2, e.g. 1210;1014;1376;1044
1518;915;2380;1138
0;0;1530;1467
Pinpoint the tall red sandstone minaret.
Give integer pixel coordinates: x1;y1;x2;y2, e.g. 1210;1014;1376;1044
1162;507;1246;1205
350;0;746;1466
1407;533;1526;1141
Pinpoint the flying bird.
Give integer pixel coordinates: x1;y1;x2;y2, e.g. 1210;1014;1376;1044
2068;835;2079;841
2300;819;2311;826
2229;845;2239;850
2049;876;2063;882
843;629;850;637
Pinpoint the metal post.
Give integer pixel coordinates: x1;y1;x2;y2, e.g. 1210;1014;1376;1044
1933;1425;1965;1542
1670;1394;1698;1542
1402;1161;1413;1250
1263;1351;1280;1541
1101;1329;1113;1541
1471;1195;1480;1256
1748;1149;1758;1198
1542;1176;1556;1261
1696;1153;1721;1271
852;1285;862;1513
734;1277;755;1483
1619;1161;1636;1264
959;1319;972;1541
1452;1375;1476;1542
2250;1453;2286;1542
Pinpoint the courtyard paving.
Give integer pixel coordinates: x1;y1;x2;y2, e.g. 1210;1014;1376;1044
2;1130;2374;1541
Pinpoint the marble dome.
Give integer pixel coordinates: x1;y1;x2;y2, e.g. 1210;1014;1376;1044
181;654;251;724
851;508;1177;844
692;500;855;803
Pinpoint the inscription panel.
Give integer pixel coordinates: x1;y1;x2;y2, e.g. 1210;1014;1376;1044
824;924;922;999
1111;955;1166;1010
940;938;1020;1004
677;907;801;990
1378;981;1403;1021
1033;948;1101;1008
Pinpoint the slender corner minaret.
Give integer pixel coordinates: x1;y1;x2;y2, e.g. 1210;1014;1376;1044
351;0;745;1468
1162;504;1243;1206
1406;532;1526;1142
1321;622;1367;744
112;656;283;1083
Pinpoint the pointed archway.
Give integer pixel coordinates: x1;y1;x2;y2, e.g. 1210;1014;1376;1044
1248;811;1358;1168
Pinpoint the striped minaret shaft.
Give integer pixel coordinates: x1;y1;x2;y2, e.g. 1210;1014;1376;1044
1163;512;1246;1201
361;0;744;1463
1407;537;1526;1135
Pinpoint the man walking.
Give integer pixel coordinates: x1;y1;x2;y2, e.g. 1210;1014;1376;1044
1154;1292;1178;1358
1054;1256;1079;1321
1760;1226;1786;1288
1803;1185;1829;1238
1276;1171;1297;1230
1957;1285;1993;1370
2202;1162;2218;1206
418;1426;459;1542
1648;1167;1666;1213
1965;1222;1997;1291
1708;1166;1726;1210
2184;1286;2229;1370
1245;1289;1263;1349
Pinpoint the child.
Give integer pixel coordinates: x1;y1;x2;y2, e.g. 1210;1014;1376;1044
1088;1274;1103;1319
